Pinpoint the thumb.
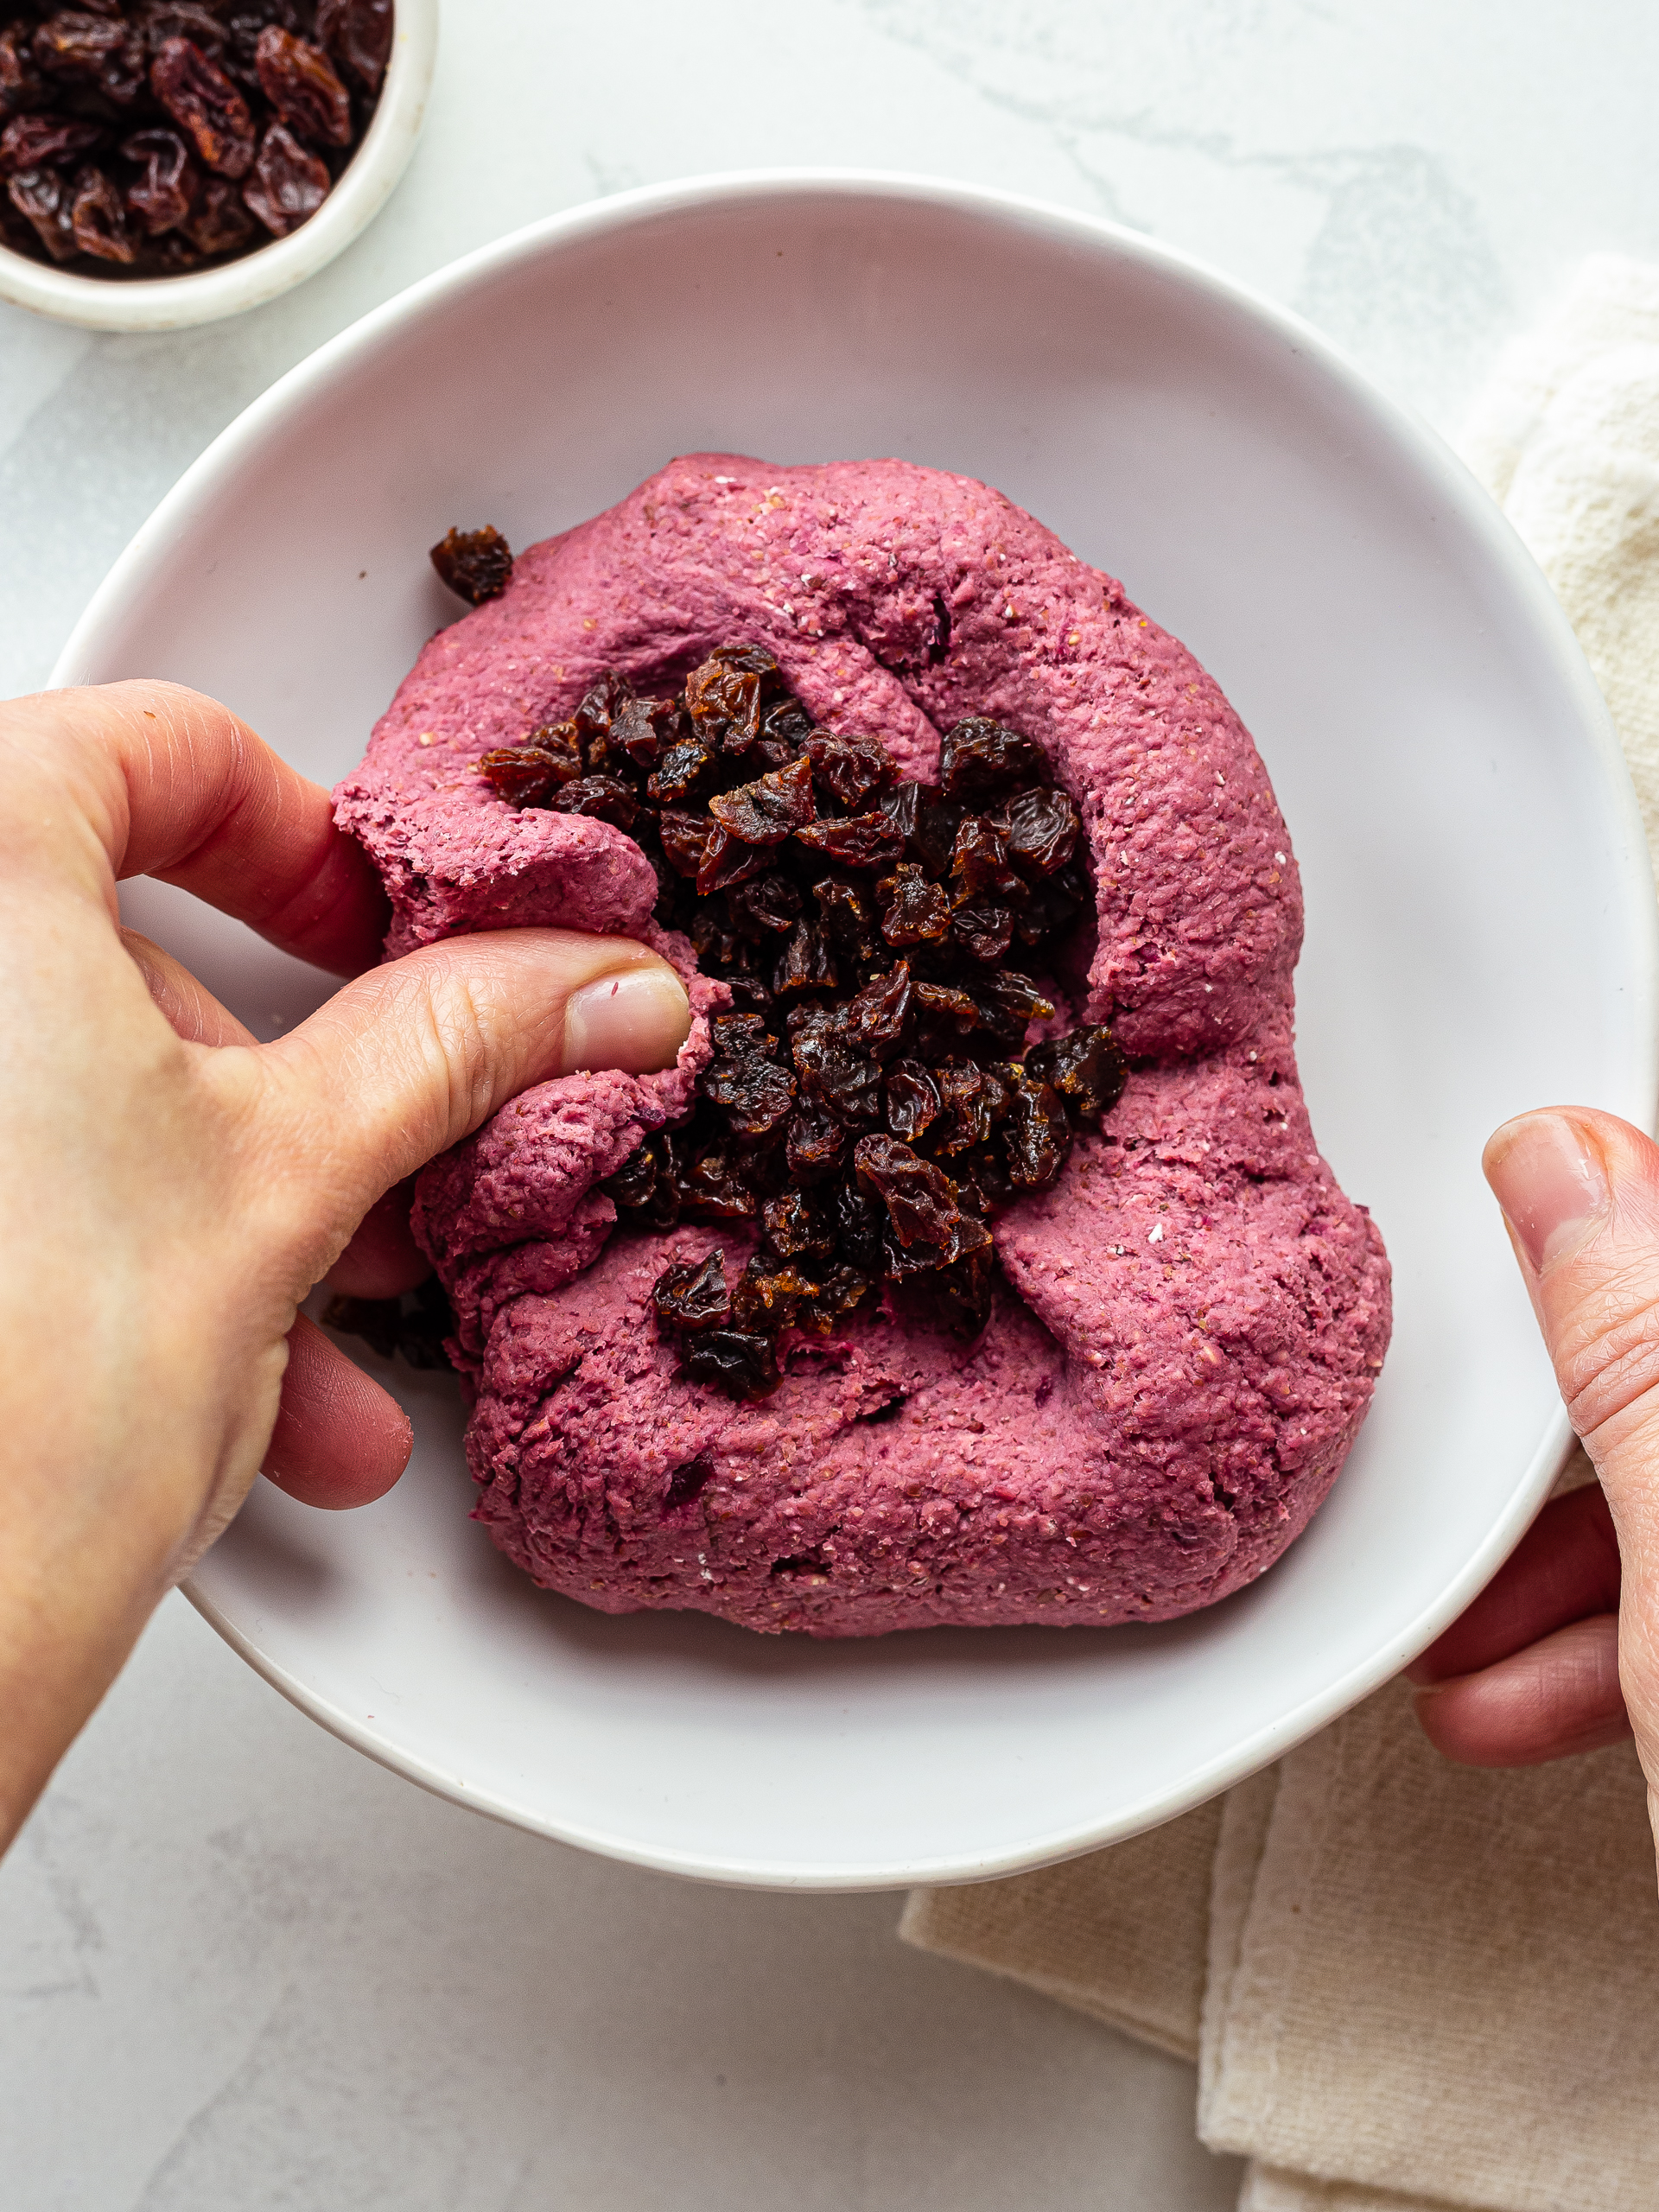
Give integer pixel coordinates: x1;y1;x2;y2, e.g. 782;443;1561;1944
235;925;691;1263
1484;1109;1659;1809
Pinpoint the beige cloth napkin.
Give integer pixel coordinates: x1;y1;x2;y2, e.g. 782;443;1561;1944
901;255;1659;2212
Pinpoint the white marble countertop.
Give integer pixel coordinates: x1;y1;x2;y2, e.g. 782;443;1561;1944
3;4;1656;2205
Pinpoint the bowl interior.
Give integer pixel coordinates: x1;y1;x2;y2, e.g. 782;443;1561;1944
68;177;1656;1886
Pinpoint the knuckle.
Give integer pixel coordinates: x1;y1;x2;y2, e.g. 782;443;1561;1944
1555;1264;1659;1441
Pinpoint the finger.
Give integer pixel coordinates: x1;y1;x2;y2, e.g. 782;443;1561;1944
1406;1484;1621;1685
121;929;256;1047
263;1315;412;1510
239;927;691;1251
326;1180;429;1299
1484;1109;1659;1794
1414;1614;1630;1766
16;679;388;975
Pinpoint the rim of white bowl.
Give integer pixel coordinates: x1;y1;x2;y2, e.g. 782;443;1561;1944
0;0;437;333
54;170;1659;1888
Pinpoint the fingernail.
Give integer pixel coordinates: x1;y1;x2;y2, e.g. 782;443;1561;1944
1485;1112;1609;1274
563;965;690;1077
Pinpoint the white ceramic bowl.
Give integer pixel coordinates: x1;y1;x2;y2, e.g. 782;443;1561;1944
0;0;436;332
57;174;1657;1889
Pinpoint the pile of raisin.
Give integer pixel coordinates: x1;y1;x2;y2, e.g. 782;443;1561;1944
0;1;391;280
473;630;1128;1403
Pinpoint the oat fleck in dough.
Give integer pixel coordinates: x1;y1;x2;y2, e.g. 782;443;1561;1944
334;455;1391;1637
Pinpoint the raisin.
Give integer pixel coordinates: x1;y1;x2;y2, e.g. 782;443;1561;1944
1023;1026;1128;1122
909;791;964;879
653;808;709;880
648;735;716;804
922;1245;995;1338
875;863;950;947
853;1135;964;1262
793;1028;882;1132
8;167;74;258
970;968;1056;1047
885;1059;940;1144
243;119;328;235
951;816;1023;900
831;962;912;1058
772;917;837;998
602;1135;680;1230
1001;1074;1070;1191
0;115;104;175
35;12;145;106
551;775;639;830
610;693;664;770
938;718;1052;804
478;736;581;808
950;899;1015;964
652;1250;731;1333
798;1262;873;1334
805;729;895;810
812;876;880;966
121;127;197;232
785;1103;845;1183
711;1012;776;1060
696;823;768;898
68;162;131;259
793;812;906;872
429;524;512;606
1003;785;1080;876
151;37;255;174
707;754;815;844
760;1190;836;1265
698;1052;795;1141
315;0;391;92
685;646;772;754
0;27;48;117
731;1260;817;1332
680;1330;779;1401
677;1144;758;1222
134;5;229;60
256;25;352;145
832;1179;884;1271
727;870;801;936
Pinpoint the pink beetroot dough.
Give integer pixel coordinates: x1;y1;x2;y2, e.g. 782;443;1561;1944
334;455;1391;1637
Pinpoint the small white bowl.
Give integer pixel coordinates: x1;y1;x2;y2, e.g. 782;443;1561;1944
58;174;1657;1888
0;0;436;332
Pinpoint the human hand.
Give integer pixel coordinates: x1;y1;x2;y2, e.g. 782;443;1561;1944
0;680;690;1851
1409;1110;1659;1794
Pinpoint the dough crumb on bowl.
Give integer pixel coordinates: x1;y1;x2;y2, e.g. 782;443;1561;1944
334;454;1391;1637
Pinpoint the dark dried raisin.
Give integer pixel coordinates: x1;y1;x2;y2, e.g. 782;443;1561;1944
151;36;255;174
885;1059;940;1143
551;775;639;830
35;12;145;106
180;172;252;252
805;728;895;810
121;126;196;232
68;162;132;259
772;918;837;998
680;1329;779;1401
8;167;74;258
698;1052;795;1141
315;0;391;92
875;863;950;947
707;754;815;844
1001;1074;1070;1192
430;524;513;606
255;26;351;146
243;118;327;234
938;718;1052;804
951;816;1023;899
793;812;906;872
1023;1026;1128;1122
0;115;104;175
1003;785;1080;876
652;1250;731;1333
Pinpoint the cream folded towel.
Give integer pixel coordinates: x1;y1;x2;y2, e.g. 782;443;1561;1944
901;254;1659;2212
